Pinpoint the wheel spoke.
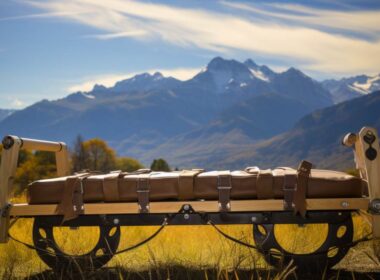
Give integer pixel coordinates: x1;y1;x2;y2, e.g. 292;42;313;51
253;212;354;271
32;217;120;272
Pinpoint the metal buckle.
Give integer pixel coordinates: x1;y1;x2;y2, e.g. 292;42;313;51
217;175;231;211
217;186;232;190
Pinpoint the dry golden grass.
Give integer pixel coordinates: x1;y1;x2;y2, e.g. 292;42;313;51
1;198;380;278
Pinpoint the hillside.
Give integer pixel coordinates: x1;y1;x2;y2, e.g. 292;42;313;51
0;109;15;122
222;90;380;170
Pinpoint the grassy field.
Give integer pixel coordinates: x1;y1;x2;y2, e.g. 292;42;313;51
1;215;379;279
1;198;380;279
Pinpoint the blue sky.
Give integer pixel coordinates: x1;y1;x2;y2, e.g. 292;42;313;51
1;0;380;109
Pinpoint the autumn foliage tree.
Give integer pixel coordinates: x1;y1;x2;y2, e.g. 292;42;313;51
71;136;143;173
0;144;57;194
116;157;143;172
71;135;87;172
0;136;144;194
83;138;117;172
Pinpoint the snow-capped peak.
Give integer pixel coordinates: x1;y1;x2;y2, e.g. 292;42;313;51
249;68;270;82
350;74;380;95
82;92;95;99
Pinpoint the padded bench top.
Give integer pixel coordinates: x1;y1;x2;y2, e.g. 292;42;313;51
28;167;365;205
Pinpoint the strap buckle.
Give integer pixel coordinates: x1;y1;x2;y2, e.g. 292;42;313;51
217;174;232;212
137;177;150;213
283;174;297;211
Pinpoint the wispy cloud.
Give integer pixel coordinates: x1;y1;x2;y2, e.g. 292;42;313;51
0;11;87;21
67;67;201;93
18;0;380;75
222;1;380;36
86;30;147;40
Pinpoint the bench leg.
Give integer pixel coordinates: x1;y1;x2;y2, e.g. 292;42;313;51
0;138;21;243
55;143;70;177
356;127;380;258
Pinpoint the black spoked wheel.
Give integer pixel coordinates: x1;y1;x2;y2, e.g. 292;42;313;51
33;216;120;273
253;212;353;272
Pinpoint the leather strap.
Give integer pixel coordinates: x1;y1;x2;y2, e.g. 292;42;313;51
294;161;312;217
178;169;204;200
283;171;297;211
136;174;150;213
217;171;232;212
256;169;274;199
103;172;123;202
55;173;90;222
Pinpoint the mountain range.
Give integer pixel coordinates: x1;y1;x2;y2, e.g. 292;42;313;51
1;57;379;170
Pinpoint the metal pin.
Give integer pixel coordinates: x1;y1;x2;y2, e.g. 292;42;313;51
341;201;349;208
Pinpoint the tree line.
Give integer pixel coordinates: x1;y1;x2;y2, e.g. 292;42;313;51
0;136;171;194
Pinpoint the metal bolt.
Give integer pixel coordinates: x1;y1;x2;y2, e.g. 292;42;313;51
183;204;190;211
251;216;258;223
2;136;15;150
113;218;120;225
373;202;380;210
341;201;350;208
184;213;190;220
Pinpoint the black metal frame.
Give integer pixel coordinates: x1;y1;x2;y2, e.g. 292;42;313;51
29;209;354;228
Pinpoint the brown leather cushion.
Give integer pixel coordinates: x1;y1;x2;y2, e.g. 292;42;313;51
27;168;365;204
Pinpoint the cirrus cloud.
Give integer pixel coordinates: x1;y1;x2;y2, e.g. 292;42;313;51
19;0;380;76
